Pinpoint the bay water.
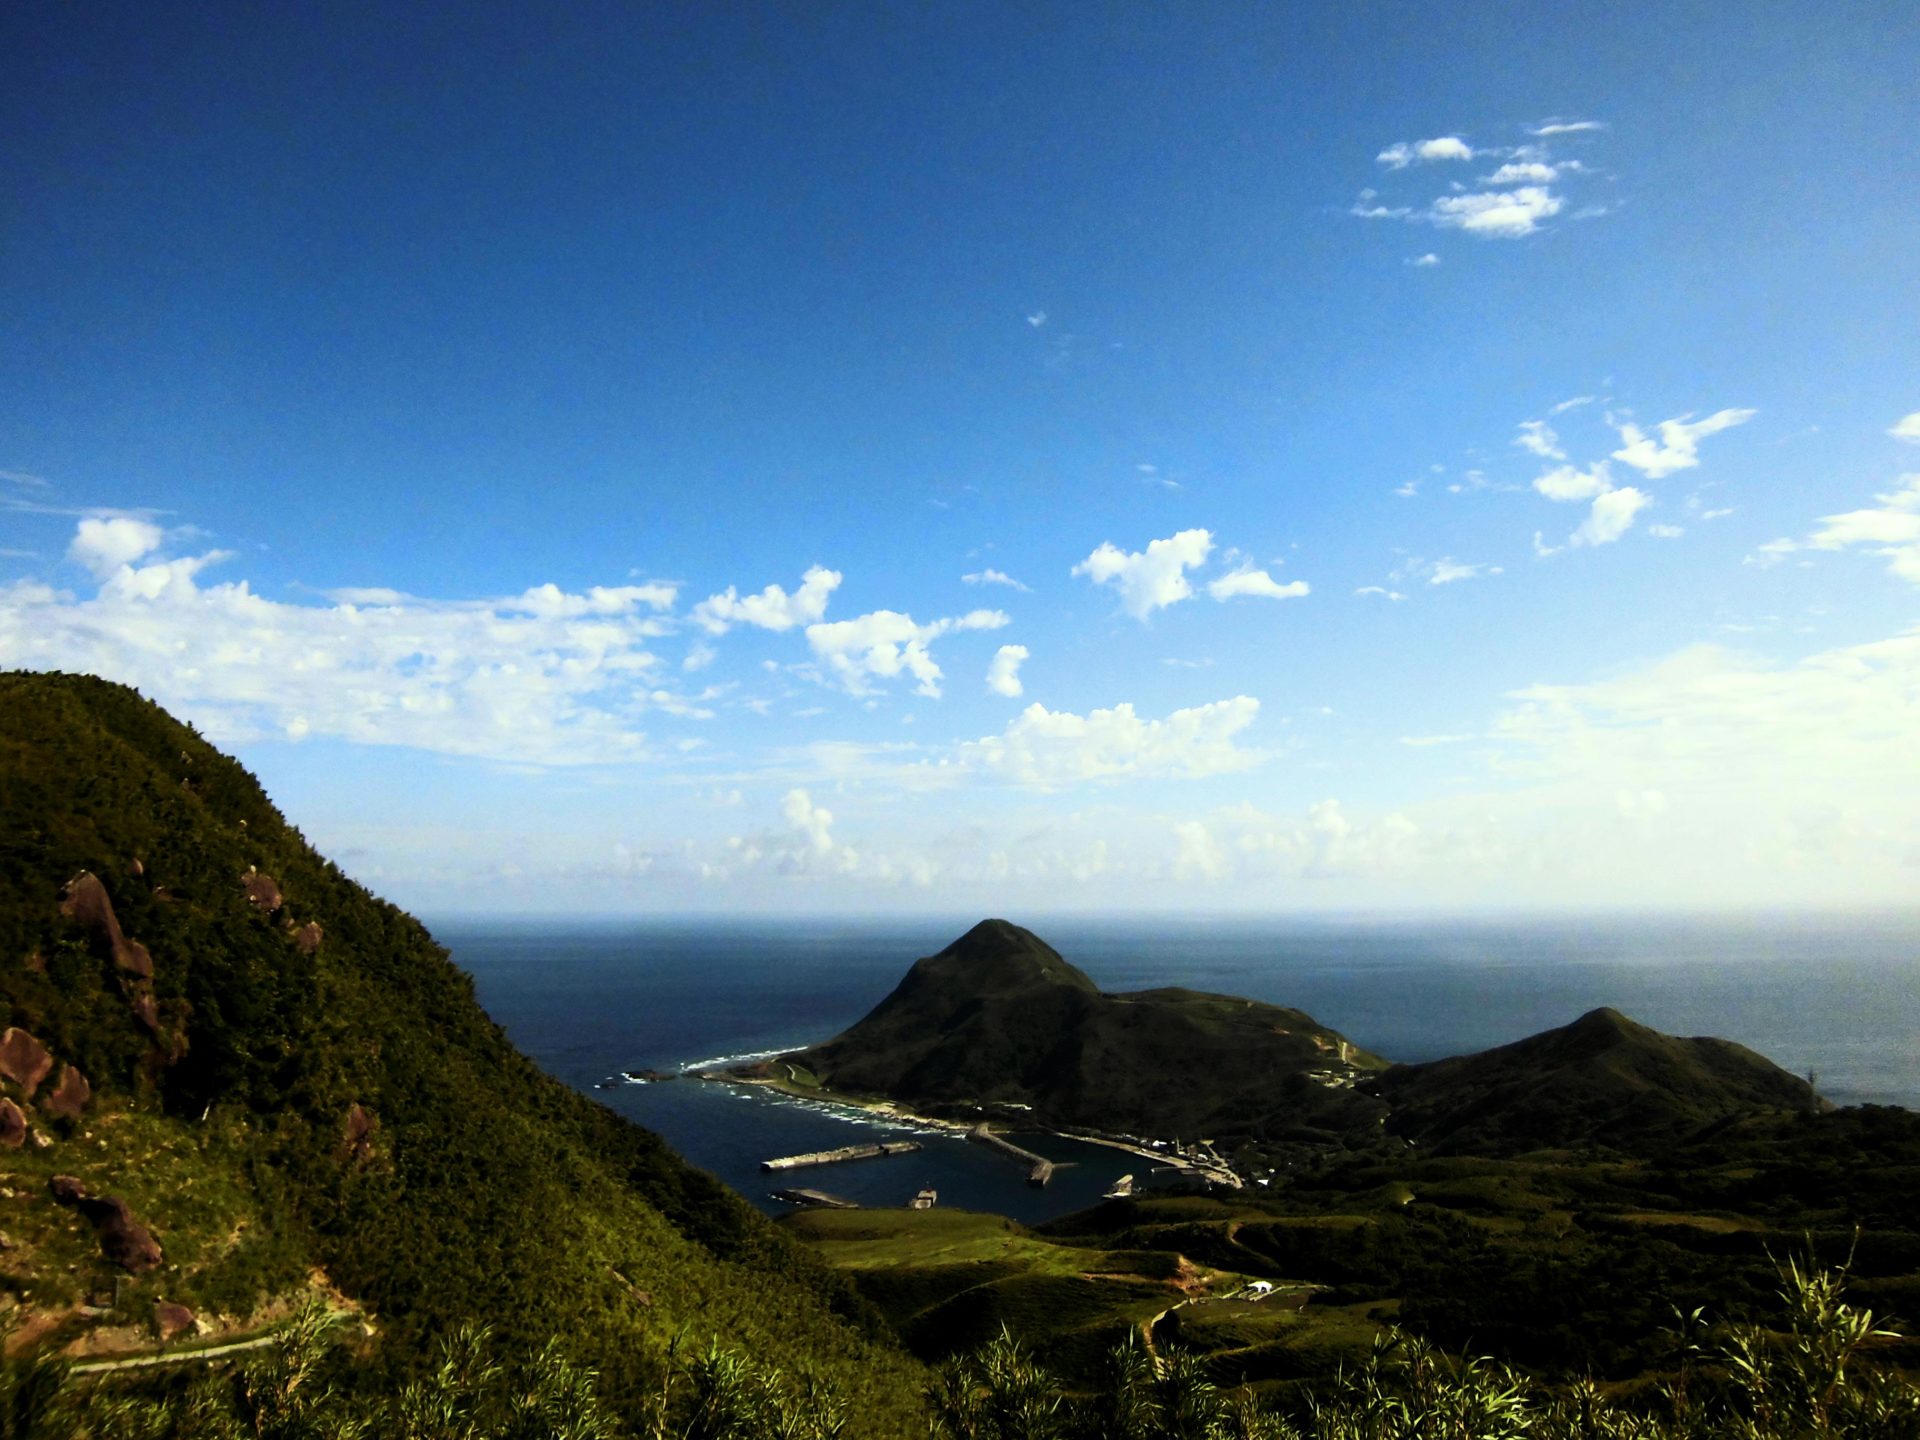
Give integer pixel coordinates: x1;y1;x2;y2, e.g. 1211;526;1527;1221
440;912;1920;1224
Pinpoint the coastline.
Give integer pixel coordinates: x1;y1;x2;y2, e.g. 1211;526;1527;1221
696;1065;1240;1186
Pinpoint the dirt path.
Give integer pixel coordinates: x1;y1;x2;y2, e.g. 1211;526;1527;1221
71;1330;283;1375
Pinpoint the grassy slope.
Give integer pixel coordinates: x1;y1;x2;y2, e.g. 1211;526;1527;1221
0;672;925;1432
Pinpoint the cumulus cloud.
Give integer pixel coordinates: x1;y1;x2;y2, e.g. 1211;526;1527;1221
1429;186;1563;237
692;565;841;634
1533;461;1614;502
986;644;1029;698
957;696;1261;788
804;608;1008;697
1207;567;1310;602
1409;253;1441;267
1890;412;1920;444
1377;136;1475;168
1611;409;1756;479
1483;161;1560;185
1072;528;1214;619
1514;420;1565;460
782;788;836;854
1571;486;1652;547
68;516;167;578
962;568;1030;591
1173;820;1228;881
3;522;694;765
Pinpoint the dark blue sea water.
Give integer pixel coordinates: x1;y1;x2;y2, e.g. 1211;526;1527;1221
440;913;1920;1224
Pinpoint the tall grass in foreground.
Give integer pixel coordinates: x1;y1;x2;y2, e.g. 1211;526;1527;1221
5;1258;1914;1439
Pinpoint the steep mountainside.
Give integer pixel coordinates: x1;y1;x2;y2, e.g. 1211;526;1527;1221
1364;1005;1823;1154
0;673;923;1429
788;920;1390;1144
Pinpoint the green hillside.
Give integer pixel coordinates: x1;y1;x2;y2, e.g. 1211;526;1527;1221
1364;1005;1824;1155
0;672;925;1432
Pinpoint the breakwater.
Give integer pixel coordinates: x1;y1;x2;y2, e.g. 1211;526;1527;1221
968;1125;1054;1186
761;1140;921;1172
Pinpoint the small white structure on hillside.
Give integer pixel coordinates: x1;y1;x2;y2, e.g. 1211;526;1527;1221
1246;1280;1274;1298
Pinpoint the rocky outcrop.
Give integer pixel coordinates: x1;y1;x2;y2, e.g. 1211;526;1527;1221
153;1300;196;1341
294;921;324;955
340;1103;377;1164
0;1099;26;1148
242;870;283;912
48;1176;164;1273
60;872;154;978
42;1063;92;1121
0;1027;54;1095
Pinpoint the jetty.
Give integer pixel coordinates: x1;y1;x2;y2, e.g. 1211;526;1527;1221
761;1140;921;1172
968;1125;1054;1187
771;1187;859;1209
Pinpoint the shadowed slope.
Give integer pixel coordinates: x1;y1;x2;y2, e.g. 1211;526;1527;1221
789;920;1389;1143
1366;1006;1823;1154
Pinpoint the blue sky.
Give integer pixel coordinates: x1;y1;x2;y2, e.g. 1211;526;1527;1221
4;3;1918;914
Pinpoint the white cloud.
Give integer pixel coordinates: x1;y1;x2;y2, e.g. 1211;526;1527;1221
1514;420;1564;460
1890;412;1920;444
68;516;166;578
782;788;836;855
1026;310;1047;328
962;568;1030;591
2;522;696;765
1550;394;1598;414
957;696;1261;788
986;644;1029;698
1173;820;1228;881
1377;136;1475;169
693;565;841;634
1355;586;1407;601
1207;567;1310;602
1533;460;1613;501
1483;161;1560;185
1414;558;1503;586
1530;120;1605;136
1648;523;1685;539
1399;733;1473;747
804;608;1008;697
1611;409;1756;479
1072;528;1214;619
1429;186;1563;237
1801;474;1920;584
1571;487;1652;546
1409;253;1441;267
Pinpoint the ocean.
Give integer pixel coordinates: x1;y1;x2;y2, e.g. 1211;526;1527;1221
439;912;1920;1225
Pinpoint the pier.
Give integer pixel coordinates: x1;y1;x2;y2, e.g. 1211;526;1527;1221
771;1188;859;1209
967;1125;1054;1187
761;1140;921;1172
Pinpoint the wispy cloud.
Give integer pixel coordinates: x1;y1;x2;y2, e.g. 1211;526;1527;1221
962;568;1030;591
1529;119;1606;136
1377;136;1475;169
1611;408;1756;479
